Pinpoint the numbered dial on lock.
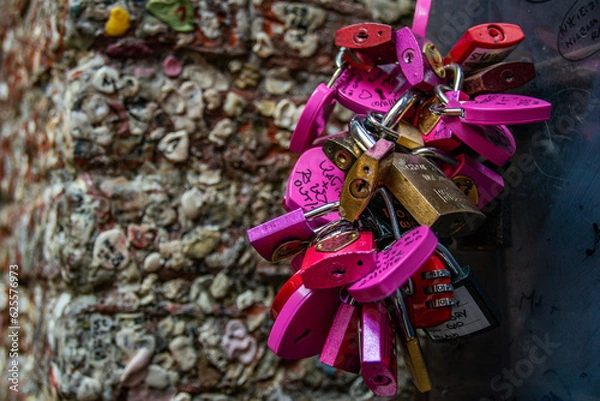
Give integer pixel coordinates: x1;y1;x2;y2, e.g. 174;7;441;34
348;226;438;303
405;253;455;328
268;272;340;359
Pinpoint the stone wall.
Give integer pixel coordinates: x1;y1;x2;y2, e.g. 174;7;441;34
0;0;417;400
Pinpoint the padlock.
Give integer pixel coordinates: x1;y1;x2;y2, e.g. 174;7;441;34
300;227;377;290
322;132;363;172
423;243;501;342
348;226;438;303
396;26;446;91
267;280;340;359
385;290;432;392
289;50;347;154
365;113;424;151
462;61;537;96
284;147;344;225
379;152;486;237
334;63;410;115
444;23;525;74
360;302;398;397
404;253;455;328
339;134;395;222
335;23;397;67
434;92;552;126
441;153;504;210
247;202;339;262
270;272;303;321
319;297;361;373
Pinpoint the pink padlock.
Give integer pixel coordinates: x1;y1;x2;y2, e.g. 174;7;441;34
441;93;552;125
300;231;377;289
267;283;339;359
319;301;361;373
290;84;337;154
441;154;504;209
247;202;338;262
284;147;344;226
348;226;438;303
334;63;410;115
396;27;446;91
360;303;398;397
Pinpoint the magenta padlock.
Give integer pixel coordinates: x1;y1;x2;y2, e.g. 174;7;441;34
360;302;398;397
334;63;411;115
268;284;339;359
439;93;552;125
247;202;338;262
289;51;347;154
284;147;344;226
348;226;438;302
396;27;446;91
348;226;438;303
300;231;377;289
319;300;361;373
441;154;504;209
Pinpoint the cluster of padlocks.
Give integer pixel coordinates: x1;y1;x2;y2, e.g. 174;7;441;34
247;17;551;396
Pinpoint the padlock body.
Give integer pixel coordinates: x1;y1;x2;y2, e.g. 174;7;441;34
320;302;361;373
348;226;438;302
396;27;445;91
360;303;397;397
405;254;454;328
380;153;486;237
442;154;504;209
284;147;343;226
300;231;376;289
334;64;410;114
247;208;314;262
268;284;339;359
335;23;397;65
270;273;303;321
424;266;501;342
462;61;537;96
445;23;525;73
322;134;363;172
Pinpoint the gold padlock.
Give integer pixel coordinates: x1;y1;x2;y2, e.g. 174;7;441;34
322;134;364;172
385;291;432;393
366;113;425;150
380;152;486;237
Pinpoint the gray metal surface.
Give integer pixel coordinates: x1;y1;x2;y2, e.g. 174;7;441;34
425;1;600;400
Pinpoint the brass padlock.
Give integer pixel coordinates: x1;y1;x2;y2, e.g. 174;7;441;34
379;152;486;237
322;133;364;172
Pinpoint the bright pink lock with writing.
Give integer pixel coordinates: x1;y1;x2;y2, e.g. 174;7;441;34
334;64;410;114
284;147;344;226
348;226;438;303
267;284;339;359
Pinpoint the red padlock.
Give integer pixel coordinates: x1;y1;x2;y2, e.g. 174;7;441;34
405;253;455;328
319;300;361;373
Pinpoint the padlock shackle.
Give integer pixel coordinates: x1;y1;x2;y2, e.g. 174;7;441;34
435;243;466;277
326;48;349;88
410;147;459;167
305;201;340;220
349;114;377;151
374;187;402;241
382;89;421;128
445;63;464;92
386;289;416;339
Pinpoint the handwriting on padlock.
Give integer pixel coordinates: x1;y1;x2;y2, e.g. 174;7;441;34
348;226;437;302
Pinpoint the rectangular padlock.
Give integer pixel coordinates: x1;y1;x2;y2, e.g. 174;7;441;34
360;302;398;397
247;202;338;262
322;133;363;173
320;301;361;373
335;23;397;66
385;290;432;393
405;253;455;328
284;146;344;226
423;244;501;342
441;153;505;210
444;23;525;74
379;152;486;238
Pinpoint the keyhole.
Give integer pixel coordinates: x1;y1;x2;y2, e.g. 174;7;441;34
354;29;369;43
501;69;515;83
372;375;392;385
402;49;415;64
350;179;370;198
335;150;351;170
487;25;505;41
294;329;311;344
